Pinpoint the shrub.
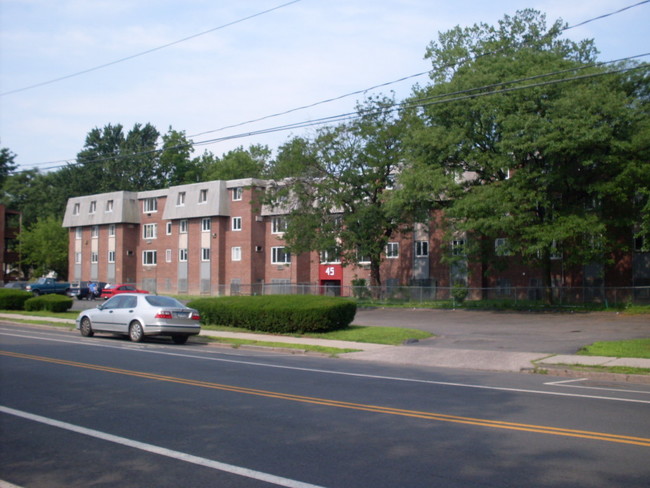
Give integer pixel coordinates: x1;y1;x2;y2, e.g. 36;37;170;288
24;294;73;313
188;295;357;334
0;289;33;310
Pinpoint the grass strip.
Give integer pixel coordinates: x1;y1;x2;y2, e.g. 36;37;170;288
577;338;650;359
196;335;360;355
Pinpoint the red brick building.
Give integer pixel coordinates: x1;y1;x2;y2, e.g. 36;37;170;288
62;178;649;299
0;205;22;283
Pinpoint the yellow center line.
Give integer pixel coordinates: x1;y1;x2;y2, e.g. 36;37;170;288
3;350;649;447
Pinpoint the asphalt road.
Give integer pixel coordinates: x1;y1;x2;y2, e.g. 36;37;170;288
1;324;649;487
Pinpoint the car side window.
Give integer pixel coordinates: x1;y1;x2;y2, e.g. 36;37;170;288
103;296;124;310
123;296;137;308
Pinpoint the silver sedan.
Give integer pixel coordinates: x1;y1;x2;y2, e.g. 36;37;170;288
76;293;201;344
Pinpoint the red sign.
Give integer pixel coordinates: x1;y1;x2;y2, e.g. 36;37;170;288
319;264;342;281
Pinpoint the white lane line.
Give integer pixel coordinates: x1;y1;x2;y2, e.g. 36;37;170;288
545;378;650;395
2;329;650;404
0;406;325;488
545;378;589;385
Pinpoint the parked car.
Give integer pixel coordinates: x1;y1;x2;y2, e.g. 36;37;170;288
67;281;107;300
76;294;201;344
25;277;70;296
100;284;149;300
3;281;27;290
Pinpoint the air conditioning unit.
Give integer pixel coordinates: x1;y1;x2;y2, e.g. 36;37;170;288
126;250;134;256
255;246;263;252
255;216;264;222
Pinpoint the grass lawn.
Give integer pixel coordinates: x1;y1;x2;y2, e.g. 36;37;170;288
577;338;650;359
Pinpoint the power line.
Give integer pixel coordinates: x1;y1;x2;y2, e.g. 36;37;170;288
0;0;303;97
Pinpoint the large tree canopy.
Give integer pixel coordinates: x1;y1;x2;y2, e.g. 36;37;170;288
405;9;650;296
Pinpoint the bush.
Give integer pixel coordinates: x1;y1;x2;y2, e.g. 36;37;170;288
188;295;357;334
0;289;33;310
24;294;73;313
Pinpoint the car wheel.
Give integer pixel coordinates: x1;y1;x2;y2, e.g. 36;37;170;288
80;317;94;337
32;290;40;296
172;335;189;345
129;321;144;342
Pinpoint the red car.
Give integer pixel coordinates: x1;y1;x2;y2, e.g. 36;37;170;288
100;284;149;300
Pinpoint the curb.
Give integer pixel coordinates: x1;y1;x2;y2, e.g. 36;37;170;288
531;365;650;385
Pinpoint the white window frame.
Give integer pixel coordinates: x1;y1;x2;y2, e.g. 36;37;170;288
90;252;98;263
143;250;157;266
165;249;172;263
75;228;82;239
179;248;188;262
75;252;82;264
415;241;429;257
202;218;211;232
179;219;188;234
201;248;210;261
89;201;96;214
108;250;115;263
232;187;243;201
199;189;208;204
232;217;242;231
143;198;157;213
143;223;157;240
166;222;172;235
73;203;80;215
271;246;291;264
271;217;287;234
231;246;242;261
91;226;99;238
386;242;399;259
451;239;466;256
108;224;115;237
176;192;186;207
495;238;511;256
105;200;114;213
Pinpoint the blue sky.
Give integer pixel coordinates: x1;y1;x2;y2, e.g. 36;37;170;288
1;0;648;171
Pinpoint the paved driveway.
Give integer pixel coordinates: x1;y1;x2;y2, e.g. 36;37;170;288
353;308;650;354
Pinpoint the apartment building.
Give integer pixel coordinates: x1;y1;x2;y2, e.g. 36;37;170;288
63;178;648;298
0;204;22;282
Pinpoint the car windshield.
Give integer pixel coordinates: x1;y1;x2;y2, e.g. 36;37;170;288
145;295;185;308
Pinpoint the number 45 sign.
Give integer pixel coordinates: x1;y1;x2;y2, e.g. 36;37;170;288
319;264;342;281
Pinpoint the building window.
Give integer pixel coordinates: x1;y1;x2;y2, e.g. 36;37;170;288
451;239;466;256
202;218;211;232
201;248;210;261
75;228;82;239
105;200;114;213
108;251;115;263
232;187;243;201
143;223;157;239
415;241;429;257
108;224;115;237
143;198;157;213
73;203;80;215
176;192;186;206
272;246;291;264
232;217;242;231
75;252;82;264
166;222;172;235
89;201;97;214
320;250;341;264
385;242;399;259
165;249;172;263
179;248;188;262
143;250;157;265
272;217;287;234
495;238;511;256
180;219;188;233
231;247;242;261
199;189;208;203
91;226;99;238
90;252;98;263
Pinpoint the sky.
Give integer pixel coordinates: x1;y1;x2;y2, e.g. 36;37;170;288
1;0;649;172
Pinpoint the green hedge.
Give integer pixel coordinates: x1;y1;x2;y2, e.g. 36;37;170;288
24;294;73;313
187;295;357;333
0;289;33;310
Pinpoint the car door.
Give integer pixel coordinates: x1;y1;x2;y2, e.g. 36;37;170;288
92;295;125;332
109;295;138;334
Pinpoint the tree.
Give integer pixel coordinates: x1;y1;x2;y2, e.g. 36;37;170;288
0;145;17;189
204;144;271;180
268;95;412;287
19;216;69;279
158;129;206;185
405;9;649;300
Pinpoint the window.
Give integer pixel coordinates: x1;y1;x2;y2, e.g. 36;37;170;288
89;201;97;214
108;224;115;237
495;238;511;256
451;239;466;256
143;250;157;265
90;252;98;263
91;226;99;238
231;246;242;261
272;217;287;234
199;189;208;203
143;223;157;239
272;246;291;264
386;242;399;259
179;248;188;262
166;222;172;235
75;252;81;264
75;228;82;239
180;219;188;233
73;203;80;215
176;192;186;206
415;241;429;257
105;200;113;213
232;187;243;201
201;248;210;261
202;218;211;232
165;249;172;263
320;250;341;264
108;251;115;263
232;217;242;231
143;198;157;213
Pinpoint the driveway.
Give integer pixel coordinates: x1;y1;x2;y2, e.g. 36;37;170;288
353;308;649;354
